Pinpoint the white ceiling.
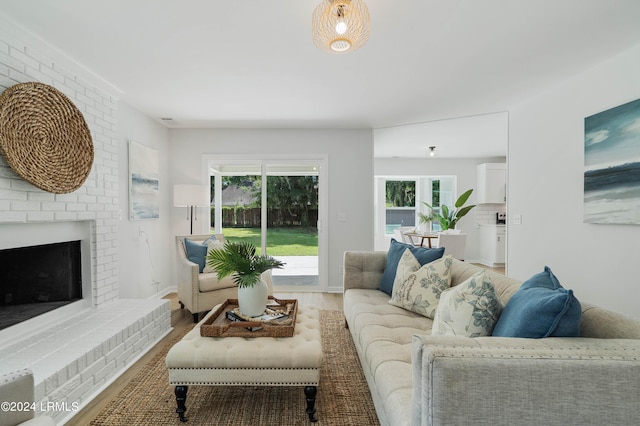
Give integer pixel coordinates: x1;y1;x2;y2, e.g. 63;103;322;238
1;0;640;158
374;111;508;159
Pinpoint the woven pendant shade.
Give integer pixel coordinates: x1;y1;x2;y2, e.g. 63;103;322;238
0;82;94;194
312;0;370;54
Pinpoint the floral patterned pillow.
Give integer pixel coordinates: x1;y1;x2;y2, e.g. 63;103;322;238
389;248;421;292
389;255;453;319
432;271;503;337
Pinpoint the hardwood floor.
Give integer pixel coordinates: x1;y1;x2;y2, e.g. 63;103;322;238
472;263;505;275
66;291;343;425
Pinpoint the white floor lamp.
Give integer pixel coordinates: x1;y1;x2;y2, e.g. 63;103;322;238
174;184;210;234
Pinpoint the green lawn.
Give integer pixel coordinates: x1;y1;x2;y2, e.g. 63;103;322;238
213;227;318;256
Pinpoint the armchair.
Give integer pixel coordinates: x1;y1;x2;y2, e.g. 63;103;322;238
0;369;55;426
175;234;274;322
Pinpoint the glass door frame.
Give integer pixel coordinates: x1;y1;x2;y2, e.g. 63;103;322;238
203;154;328;292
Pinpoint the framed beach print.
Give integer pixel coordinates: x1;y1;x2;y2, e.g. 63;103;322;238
129;140;159;220
584;98;640;225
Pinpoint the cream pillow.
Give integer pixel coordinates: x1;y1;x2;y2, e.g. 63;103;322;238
389;255;453;319
202;239;225;273
390;248;421;293
432;271;503;337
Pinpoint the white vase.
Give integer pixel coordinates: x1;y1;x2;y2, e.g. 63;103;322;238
237;278;268;317
418;222;431;234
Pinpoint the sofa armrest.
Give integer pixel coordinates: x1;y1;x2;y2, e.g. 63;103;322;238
175;237;202;314
343;251;387;291
0;368;35;425
412;335;640;426
0;369;56;426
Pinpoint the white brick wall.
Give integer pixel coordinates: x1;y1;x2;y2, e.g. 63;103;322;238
0;36;120;306
0;23;174;425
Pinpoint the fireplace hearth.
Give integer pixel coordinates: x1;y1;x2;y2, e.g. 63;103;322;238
0;241;82;330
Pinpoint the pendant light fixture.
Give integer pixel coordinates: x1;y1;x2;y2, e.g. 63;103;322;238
428;146;437;157
312;0;370;54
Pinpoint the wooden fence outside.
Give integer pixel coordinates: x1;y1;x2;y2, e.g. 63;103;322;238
211;207;318;228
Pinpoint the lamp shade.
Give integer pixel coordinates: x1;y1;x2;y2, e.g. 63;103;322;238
173;184;210;207
312;0;370;54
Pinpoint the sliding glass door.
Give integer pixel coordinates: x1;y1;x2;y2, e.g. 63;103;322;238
209;157;325;291
265;164;319;287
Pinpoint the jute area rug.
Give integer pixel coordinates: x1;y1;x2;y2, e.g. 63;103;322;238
90;310;380;425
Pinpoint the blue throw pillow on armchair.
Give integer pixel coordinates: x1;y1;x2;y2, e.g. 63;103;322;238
184;236;217;273
379;239;445;296
492;266;581;338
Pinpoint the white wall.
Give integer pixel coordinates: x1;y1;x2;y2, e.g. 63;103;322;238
374;157;506;260
168;128;374;291
117;102;172;298
508;42;640;320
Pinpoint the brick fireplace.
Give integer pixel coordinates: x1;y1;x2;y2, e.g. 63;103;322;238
0;221;93;337
0;240;83;330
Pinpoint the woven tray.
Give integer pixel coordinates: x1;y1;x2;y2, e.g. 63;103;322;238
200;297;298;338
0;82;93;194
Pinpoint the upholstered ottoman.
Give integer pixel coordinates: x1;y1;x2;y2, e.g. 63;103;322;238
166;304;323;422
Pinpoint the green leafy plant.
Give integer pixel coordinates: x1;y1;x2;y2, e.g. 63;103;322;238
206;241;285;288
417;209;435;224
422;189;476;230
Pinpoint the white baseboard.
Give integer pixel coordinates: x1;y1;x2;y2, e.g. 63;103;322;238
148;285;177;299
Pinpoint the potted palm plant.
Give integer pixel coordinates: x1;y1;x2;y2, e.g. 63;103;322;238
206;241;285;317
422;189;476;231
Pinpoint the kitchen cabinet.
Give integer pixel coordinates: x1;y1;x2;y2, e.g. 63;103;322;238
478;225;506;266
477;163;506;204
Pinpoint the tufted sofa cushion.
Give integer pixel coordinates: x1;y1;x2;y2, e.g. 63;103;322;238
344;288;432;426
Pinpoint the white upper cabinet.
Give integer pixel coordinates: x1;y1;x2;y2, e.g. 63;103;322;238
477;163;506;204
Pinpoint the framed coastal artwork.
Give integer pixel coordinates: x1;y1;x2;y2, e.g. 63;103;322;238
584;98;640;225
129;140;159;220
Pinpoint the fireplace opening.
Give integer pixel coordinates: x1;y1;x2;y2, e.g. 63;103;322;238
0;241;82;330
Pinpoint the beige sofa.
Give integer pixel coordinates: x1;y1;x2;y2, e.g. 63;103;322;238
176;234;274;322
0;369;55;426
343;251;640;426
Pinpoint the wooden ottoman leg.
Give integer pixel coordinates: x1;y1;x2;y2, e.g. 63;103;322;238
175;385;188;422
304;386;318;422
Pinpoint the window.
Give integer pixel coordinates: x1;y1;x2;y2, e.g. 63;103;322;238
384;180;416;234
375;176;456;247
430;179;441;232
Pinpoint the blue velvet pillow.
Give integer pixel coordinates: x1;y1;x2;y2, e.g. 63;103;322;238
379;239;445;295
492;266;581;338
184;236;217;273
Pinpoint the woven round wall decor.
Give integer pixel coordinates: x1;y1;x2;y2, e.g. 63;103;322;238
0;81;94;194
